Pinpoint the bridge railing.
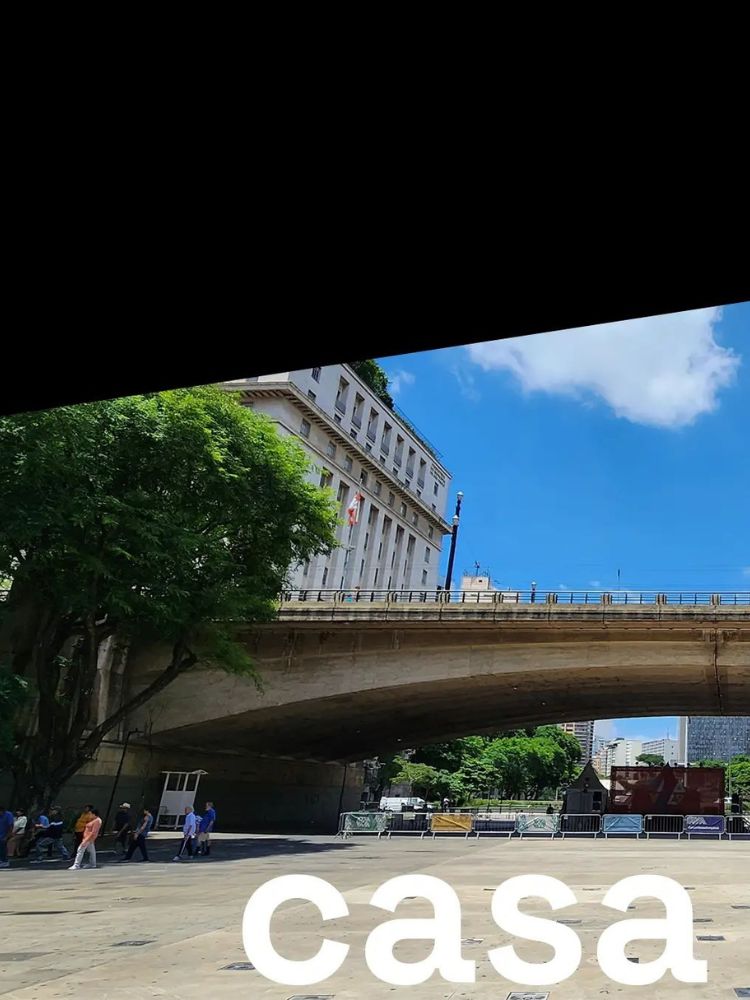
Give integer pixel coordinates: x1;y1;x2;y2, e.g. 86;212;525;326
280;588;750;607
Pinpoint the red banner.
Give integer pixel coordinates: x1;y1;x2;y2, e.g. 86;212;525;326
609;766;724;816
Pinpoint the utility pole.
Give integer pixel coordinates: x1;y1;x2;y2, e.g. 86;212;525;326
443;491;464;591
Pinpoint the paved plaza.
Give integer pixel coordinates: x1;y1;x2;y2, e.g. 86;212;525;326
1;832;749;999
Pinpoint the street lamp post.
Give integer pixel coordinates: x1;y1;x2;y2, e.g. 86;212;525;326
103;728;142;831
443;491;464;592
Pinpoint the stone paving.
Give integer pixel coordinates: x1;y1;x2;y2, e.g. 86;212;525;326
1;832;749;999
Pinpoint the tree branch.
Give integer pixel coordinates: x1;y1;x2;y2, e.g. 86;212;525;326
77;639;197;760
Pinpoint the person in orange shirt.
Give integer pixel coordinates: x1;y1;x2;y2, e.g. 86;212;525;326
68;808;102;870
72;805;95;855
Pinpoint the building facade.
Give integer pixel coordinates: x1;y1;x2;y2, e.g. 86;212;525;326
601;737;643;771
558;721;595;763
680;716;750;763
641;737;680;764
224;365;452;592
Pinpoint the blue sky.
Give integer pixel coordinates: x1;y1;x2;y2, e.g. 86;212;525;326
380;303;749;742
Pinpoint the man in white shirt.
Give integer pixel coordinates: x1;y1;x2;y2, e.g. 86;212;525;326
173;806;197;861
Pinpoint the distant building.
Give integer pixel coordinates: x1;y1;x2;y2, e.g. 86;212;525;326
602;738;643;771
459;573;519;602
680;716;750;763
641;737;679;764
558;721;595;763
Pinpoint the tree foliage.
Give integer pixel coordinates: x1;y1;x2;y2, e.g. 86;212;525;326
636;753;665;766
0;387;339;808
347;360;394;409
407;727;582;803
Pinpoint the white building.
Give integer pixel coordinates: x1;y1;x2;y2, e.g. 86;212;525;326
224;364;452;591
641;737;679;764
601;737;643;770
558;721;595;762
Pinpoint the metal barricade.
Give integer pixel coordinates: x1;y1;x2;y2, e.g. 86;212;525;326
602;814;643;838
684;814;726;840
515;813;559;838
559;813;601;838
644;815;685;839
337;811;389;839
429;813;475;838
386;811;431;838
726;815;750;841
473;812;517;838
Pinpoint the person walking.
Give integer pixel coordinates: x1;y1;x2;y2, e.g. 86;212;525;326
6;810;27;859
31;808;70;863
68;808;102;870
173;806;197;861
196;801;216;856
120;808;154;863
0;805;14;869
72;805;95;855
113;803;133;855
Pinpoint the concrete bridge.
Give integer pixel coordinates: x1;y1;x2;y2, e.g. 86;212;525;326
129;590;750;762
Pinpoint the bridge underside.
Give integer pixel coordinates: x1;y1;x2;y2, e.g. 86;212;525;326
136;616;750;762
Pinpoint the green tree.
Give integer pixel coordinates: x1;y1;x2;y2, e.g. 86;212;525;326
636;753;665;766
347;360;394;409
0;387;338;811
390;757;458;801
533;725;582;781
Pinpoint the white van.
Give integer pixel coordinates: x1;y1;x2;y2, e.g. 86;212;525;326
379;796;426;811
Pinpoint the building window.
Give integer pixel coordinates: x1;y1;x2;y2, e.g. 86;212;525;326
311;367;321;382
319;469;333;489
380;454;386;464
360;470;368;487
394;435;404;466
411;512;419;526
428;526;434;540
321;566;328;586
400;502;407;517
307;390;316;401
377;541;383;559
337;481;349;503
367;408;378;442
374;481;382;496
374;568;379;585
433;482;439;496
368;504;378;525
388;575;392;588
334;413;341;424
359;558;365;577
405;480;411;490
352;393;365;428
418;458;427;488
365;443;372;452
335;377;349;414
326;441;337;459
388;491;395;507
382;422;392;453
364;532;369;551
424;546;430;563
406;447;416;478
344;455;353;472
422;570;428;586
350;429;358;440
300;419;311;438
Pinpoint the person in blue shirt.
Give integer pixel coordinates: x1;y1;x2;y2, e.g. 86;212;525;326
196;801;216;856
30;808;70;863
121;808;154;863
173;806;196;861
0;805;14;868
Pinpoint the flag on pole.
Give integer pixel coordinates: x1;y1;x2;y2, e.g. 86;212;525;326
347;491;364;526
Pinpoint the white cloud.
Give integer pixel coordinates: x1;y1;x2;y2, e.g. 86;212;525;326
589;579;602;589
451;365;480;402
466;307;739;429
389;370;415;396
